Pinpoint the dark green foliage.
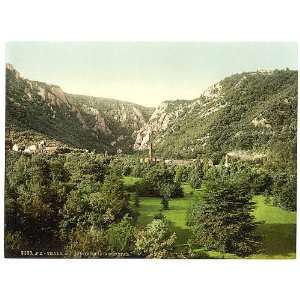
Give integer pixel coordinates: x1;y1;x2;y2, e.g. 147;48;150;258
60;172;131;238
65;228;108;258
188;159;204;188
135;219;177;258
5;153;70;253
222;162;273;194
189;172;262;257
136;163;183;198
161;195;169;210
131;159;144;177
108;156;134;176
64;153;110;185
4;151;134;257
106;215;136;255
272;172;296;211
132;193;140;207
4;231;29;257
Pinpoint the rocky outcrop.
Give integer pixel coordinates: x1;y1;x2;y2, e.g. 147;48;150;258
6;63;21;79
94;111;112;134
133;82;226;151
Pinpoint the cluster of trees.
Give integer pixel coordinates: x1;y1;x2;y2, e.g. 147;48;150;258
5;145;296;258
179;155;296;212
5;152;177;258
135;163;183;198
65;216;176;258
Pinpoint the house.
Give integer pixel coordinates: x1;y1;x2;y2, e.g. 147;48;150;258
44;146;58;154
23;144;38;154
12;144;19;152
28;144;38;152
39;140;46;148
225;150;267;167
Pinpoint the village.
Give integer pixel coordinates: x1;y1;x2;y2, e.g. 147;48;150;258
10;138;266;169
11;140;71;155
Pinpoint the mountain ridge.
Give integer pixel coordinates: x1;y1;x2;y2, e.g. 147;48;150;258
5;64;297;163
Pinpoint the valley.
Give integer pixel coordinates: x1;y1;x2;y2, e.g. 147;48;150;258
6;64;297;165
4;63;297;259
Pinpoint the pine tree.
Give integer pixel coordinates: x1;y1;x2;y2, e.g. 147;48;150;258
161;195;169;210
190;174;261;257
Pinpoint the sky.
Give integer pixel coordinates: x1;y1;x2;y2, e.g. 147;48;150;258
6;42;298;107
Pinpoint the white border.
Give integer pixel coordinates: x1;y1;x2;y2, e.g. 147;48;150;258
0;1;299;300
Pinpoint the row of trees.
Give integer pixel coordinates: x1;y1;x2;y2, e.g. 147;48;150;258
174;156;296;211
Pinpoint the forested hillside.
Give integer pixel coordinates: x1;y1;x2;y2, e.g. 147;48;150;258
5;64;154;153
135;69;297;165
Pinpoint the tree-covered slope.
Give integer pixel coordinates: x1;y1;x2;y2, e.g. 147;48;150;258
5;64;154;153
135;70;297;162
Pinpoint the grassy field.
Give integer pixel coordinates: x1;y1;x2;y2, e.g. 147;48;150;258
124;176;296;259
251;195;296;259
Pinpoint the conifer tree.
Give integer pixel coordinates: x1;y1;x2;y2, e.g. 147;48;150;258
190;173;261;257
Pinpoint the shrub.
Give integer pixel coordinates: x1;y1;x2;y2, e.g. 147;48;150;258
135;219;176;258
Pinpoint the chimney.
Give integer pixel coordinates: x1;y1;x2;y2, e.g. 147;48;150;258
149;143;153;161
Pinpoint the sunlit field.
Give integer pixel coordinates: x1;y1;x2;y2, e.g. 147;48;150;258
124;177;296;259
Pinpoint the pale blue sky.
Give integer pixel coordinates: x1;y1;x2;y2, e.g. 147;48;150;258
6;42;297;107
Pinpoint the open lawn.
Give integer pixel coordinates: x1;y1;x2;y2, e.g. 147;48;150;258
137;195;193;245
250;195;296;259
125;176;296;259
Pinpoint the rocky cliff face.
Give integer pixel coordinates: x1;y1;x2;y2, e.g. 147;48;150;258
66;94;154;151
133;81;226;151
134;100;190;150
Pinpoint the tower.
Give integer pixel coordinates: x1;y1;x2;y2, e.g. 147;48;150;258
149;143;153;161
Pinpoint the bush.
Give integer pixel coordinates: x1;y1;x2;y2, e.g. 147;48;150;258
272;172;296;211
65;228;108;258
107;215;136;255
135;219;177;258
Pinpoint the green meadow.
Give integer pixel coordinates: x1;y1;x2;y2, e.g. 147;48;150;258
123;176;296;259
